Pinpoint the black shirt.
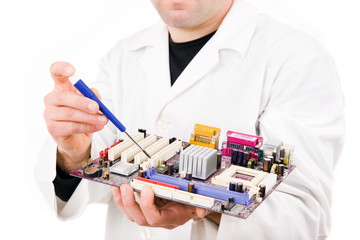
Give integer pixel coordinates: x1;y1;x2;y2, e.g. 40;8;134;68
53;30;216;201
169;31;216;85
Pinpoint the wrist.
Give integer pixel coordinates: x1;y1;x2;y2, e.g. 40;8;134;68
57;145;91;174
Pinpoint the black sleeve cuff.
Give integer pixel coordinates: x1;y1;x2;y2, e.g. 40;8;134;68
52;165;81;202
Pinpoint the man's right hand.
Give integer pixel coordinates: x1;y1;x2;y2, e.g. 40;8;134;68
44;62;108;174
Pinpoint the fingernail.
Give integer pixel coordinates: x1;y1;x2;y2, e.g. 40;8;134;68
98;115;107;124
64;66;73;75
88;102;97;112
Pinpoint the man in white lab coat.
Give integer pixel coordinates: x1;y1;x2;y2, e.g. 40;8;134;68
38;0;344;239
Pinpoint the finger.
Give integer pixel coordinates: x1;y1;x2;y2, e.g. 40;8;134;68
46;120;104;137
44;90;99;114
45;106;108;126
50;62;76;91
111;187;134;222
139;186;195;227
91;88;101;101
195;208;207;218
121;184;149;226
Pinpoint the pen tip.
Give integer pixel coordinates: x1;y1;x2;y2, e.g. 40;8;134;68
144;151;151;159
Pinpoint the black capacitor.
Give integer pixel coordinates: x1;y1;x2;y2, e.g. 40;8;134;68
99;158;103;167
188;182;195;193
279;157;284;164
277;164;284;177
259;184;266;198
167;163;174;176
263;159;271;172
236;182;243;193
104;161;108;168
109;160;113;167
231;150;238;165
229;182;236;191
272;150;277;162
280;149;285;158
242;152;249;167
267;156;274;166
237;151;243;166
138;170;144;178
217;152;222;169
186;172;192;181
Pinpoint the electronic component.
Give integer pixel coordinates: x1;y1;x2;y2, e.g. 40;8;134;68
134;137;169;165
110;161;139;176
81;157;93;169
222;131;263;161
263;158;271;172
70;127;295;219
108;132;144;160
167;163;174;176
277;164;284;177
179;144;217;180
141;139;182;169
83;167;102;178
156;166;167;174
121;135;157;162
189;123;221;149
281;144;295;166
263;139;283;163
259;184;266;198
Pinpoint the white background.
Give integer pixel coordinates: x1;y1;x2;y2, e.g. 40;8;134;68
1;0;359;239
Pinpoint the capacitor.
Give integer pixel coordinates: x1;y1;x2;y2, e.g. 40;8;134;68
280;149;285;159
186;172;192;181
277;164;284;177
83;167;102;178
138;170;144;178
242;152;249;167
236;182;243;193
188;182;195;193
104;171;109;180
229;182;236;191
279;157;284;164
270;164;278;174
217;152;222;169
104;161;108;168
231;150;238;165
236;151;243;166
283;149;290;165
267;156;274;166
263;159;271;172
109;160;113;167
259;184;266;198
99;158;103;167
272;150;277;162
167;163;174;176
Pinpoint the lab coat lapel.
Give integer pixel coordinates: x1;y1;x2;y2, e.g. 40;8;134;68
156;39;220;120
137;24;172;125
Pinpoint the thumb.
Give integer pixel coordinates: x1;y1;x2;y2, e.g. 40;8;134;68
50;61;76;91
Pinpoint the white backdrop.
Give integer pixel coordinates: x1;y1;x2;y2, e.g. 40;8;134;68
1;0;359;239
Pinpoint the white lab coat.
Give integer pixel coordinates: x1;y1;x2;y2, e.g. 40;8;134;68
35;0;344;239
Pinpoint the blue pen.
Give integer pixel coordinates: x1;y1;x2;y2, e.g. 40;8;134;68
69;75;151;159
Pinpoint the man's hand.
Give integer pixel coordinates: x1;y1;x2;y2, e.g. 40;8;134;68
44;62;108;173
112;184;212;229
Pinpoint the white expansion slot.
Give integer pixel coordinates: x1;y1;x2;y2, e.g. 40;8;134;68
134;137;169;165
107;132;144;160
130;179;214;208
121;135;157;162
148;140;183;167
